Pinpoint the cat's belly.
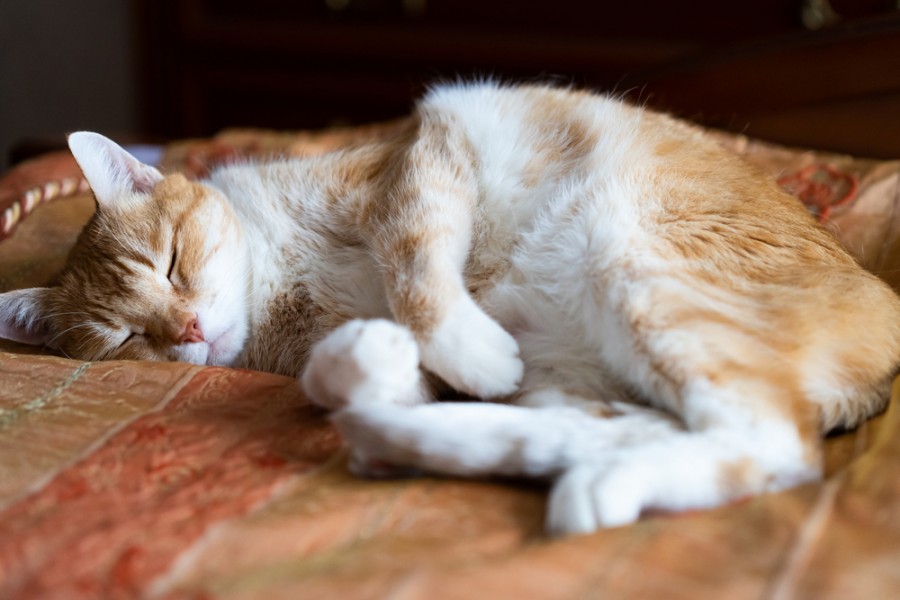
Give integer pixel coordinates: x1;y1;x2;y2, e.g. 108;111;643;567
476;182;649;399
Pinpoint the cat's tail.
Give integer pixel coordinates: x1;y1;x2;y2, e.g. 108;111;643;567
795;268;900;432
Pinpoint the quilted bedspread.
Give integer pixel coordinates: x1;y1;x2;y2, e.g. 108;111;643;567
1;124;900;599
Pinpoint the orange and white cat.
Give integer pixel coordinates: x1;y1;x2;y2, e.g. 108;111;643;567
2;82;899;535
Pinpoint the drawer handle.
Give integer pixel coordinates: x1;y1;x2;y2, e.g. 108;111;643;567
801;0;841;30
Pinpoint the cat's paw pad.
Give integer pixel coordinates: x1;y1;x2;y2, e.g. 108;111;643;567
546;462;648;536
301;319;423;411
420;297;523;398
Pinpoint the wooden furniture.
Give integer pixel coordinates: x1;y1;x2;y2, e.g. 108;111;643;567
138;0;900;157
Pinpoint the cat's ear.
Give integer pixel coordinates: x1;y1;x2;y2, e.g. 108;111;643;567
67;131;163;209
0;288;54;346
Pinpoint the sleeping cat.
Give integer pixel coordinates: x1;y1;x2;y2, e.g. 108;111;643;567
2;81;899;535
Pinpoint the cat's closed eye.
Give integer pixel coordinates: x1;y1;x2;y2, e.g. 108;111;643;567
120;330;141;348
166;247;177;282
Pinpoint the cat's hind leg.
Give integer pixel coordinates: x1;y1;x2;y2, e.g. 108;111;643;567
540;353;824;534
301;319;429;411
545;401;816;535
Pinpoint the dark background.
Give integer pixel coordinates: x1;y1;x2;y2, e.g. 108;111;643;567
1;0;899;171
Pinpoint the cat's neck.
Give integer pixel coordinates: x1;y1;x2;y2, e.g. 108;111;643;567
204;160;310;324
202;146;390;347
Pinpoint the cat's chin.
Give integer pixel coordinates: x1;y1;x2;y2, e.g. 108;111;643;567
205;344;242;367
168;326;244;368
204;325;246;367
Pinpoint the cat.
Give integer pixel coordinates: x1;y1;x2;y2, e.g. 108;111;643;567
2;81;900;535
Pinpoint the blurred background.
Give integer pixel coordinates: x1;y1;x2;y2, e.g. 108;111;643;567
1;0;899;171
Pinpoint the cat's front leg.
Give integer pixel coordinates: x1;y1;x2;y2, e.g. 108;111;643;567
417;294;524;398
379;238;523;398
332;398;682;479
301;319;428;410
370;120;523;399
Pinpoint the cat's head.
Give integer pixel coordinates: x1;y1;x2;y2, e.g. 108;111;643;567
0;132;250;366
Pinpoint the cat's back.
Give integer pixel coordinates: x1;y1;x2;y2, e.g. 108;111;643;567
418;81;643;180
419;81;631;139
417;81;848;263
415;81;664;245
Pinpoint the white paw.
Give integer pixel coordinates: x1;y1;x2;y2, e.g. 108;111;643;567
546;462;647;536
544;431;814;536
301;319;424;411
419;296;523;398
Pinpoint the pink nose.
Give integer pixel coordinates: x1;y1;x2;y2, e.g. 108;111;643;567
180;317;205;344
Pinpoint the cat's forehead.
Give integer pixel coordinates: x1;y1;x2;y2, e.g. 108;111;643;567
87;199;171;257
89;174;220;239
151;175;232;232
151;173;211;211
64;174;228;285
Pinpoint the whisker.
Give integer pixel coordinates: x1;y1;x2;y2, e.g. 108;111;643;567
47;323;99;347
39;311;95;322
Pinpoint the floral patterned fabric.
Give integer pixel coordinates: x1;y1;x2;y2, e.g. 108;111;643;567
1;125;899;599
